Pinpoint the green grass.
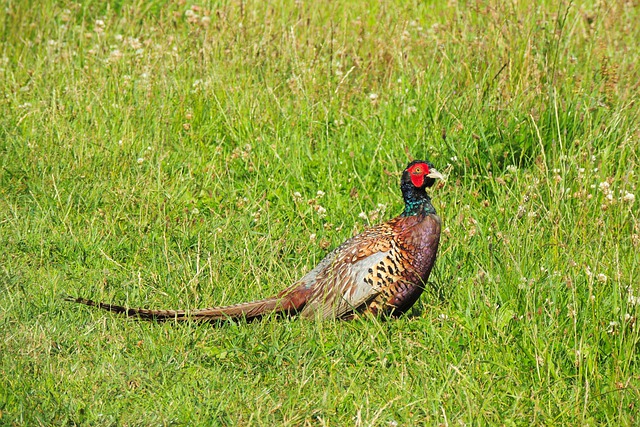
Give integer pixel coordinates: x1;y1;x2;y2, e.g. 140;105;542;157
1;0;639;425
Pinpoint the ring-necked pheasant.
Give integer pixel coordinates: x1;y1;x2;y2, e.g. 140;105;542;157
67;160;443;321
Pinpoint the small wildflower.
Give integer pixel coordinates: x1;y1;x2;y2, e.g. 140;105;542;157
369;93;378;101
506;165;517;173
137;157;144;164
607;321;618;334
293;191;302;199
629;291;639;306
622;192;635;204
127;37;142;50
358;212;368;220
309;233;316;241
109;49;123;61
315;205;327;217
316;190;325;197
597;273;607;283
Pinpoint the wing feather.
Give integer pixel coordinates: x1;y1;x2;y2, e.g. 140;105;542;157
293;223;399;319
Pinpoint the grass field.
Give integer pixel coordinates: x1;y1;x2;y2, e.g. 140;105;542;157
1;0;639;425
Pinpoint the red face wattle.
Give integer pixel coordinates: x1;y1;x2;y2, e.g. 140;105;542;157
407;162;430;188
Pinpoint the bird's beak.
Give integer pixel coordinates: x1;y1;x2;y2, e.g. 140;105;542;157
427;168;445;181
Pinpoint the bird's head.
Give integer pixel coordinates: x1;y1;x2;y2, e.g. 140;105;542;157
401;160;444;190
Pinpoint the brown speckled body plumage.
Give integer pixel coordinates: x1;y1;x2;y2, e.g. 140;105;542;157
67;160;443;322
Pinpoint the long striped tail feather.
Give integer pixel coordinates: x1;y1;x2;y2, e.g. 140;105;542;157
63;295;291;321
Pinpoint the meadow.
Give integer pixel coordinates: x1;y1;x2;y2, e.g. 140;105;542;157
1;0;639;425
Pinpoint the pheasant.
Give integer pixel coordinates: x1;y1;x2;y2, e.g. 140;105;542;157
67;160;443;321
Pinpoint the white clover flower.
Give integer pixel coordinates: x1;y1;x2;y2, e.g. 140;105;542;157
597;273;607;283
137;157;144;164
109;49;123;60
358;212;368;220
623;192;635;204
128;37;142;49
316;190;325;197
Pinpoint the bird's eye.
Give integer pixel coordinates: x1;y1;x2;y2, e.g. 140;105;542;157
413;166;422;174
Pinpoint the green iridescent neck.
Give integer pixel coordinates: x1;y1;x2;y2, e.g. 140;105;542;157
402;190;436;217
